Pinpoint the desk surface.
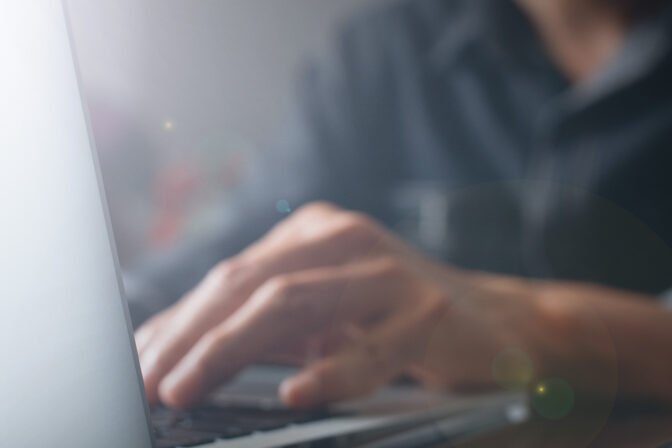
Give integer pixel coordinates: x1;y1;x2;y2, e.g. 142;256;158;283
455;406;672;448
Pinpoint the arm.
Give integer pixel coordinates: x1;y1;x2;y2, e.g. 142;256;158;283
136;202;672;409
524;280;672;403
422;267;672;404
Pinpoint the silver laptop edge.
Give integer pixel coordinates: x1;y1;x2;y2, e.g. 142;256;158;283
60;0;157;442
1;2;154;446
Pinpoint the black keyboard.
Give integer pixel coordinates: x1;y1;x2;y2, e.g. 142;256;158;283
152;405;334;447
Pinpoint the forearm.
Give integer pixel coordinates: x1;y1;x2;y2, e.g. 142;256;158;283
387;245;672;404
533;280;672;403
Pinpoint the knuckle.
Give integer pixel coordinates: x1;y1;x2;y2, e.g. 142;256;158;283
193;333;222;374
207;259;245;289
208;261;234;284
417;288;451;321
296;201;338;217
259;275;304;311
263;275;293;299
332;212;381;243
341;212;375;231
137;316;161;335
147;350;173;375
134;325;158;349
260;275;329;332
374;256;405;277
199;331;221;352
536;292;579;337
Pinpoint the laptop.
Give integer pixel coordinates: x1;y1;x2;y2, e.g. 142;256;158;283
0;2;527;447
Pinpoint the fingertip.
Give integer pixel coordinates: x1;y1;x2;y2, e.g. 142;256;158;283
143;380;158;406
139;362;160;406
158;373;191;410
280;372;321;409
158;361;209;410
134;327;153;351
279;379;298;407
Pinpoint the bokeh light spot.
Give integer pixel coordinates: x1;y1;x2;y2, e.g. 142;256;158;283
492;348;534;389
532;378;575;421
506;403;530;424
276;200;292;214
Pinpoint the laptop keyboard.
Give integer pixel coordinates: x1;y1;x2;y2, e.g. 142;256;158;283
152;405;334;447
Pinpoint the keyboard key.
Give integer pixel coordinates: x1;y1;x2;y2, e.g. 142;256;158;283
151;403;337;446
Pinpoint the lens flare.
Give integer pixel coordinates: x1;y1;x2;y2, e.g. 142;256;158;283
492;348;534;389
532;379;575;421
276;200;292;214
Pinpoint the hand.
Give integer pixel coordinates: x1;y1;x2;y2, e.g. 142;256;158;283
135;202;616;410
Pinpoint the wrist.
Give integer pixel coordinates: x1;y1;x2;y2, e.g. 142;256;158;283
530;283;619;404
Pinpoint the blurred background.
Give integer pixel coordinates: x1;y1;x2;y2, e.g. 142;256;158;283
66;0;394;268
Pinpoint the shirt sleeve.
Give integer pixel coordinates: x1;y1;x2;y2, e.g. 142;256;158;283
125;16;399;327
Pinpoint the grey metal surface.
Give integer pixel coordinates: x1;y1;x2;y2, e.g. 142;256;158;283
0;2;153;447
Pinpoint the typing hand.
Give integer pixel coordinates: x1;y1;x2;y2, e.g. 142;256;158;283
135;202;592;410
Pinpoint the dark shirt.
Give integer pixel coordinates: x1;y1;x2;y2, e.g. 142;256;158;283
127;0;672;326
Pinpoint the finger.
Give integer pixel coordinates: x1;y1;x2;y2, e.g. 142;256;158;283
135;320;159;357
135;306;178;404
157;259;410;409
135;305;189;404
135;306;177;356
236;203;397;295
138;275;245;405
240;209;388;283
139;209;386;402
279;301;447;409
258;325;365;366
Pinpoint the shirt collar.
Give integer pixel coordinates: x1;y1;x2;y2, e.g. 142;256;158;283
429;0;672;96
565;4;672;110
429;0;545;73
429;0;672;117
